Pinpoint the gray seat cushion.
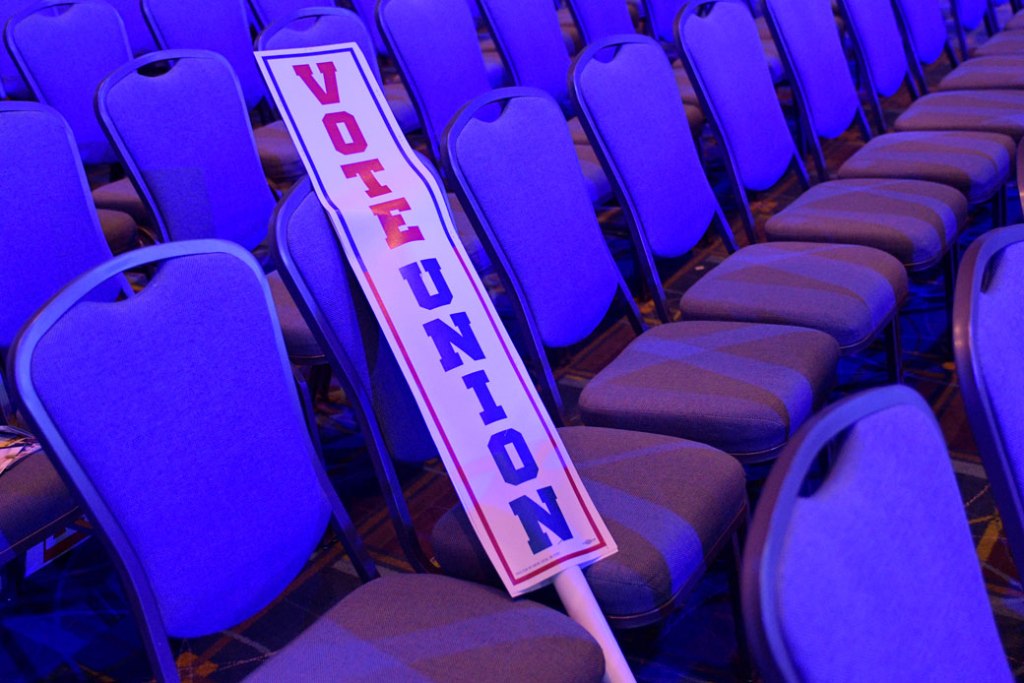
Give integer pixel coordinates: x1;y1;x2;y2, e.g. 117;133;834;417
894;90;1024;140
91;177;149;225
0;452;77;561
432;427;746;622
383;81;421;133
267;271;323;362
244;573;604;682
836;131;1012;204
579;321;840;459
254;121;307;185
937;55;1024;91
672;62;700;105
1007;10;1024;29
765;178;966;268
680;242;909;351
973;29;1024;56
96;208;138;254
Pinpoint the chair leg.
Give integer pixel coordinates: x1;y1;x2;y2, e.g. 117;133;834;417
293;368;327;466
726;522;755;683
885;318;903;384
993;187;1007;228
943;250;957;356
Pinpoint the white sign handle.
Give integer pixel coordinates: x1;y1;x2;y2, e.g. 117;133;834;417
555;567;636;683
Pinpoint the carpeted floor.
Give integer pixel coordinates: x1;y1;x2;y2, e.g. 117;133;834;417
2;55;1023;683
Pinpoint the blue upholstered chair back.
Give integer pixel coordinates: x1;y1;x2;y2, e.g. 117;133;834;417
6;0;132;165
103;0;157;54
141;0;267;110
348;0;388;56
444;88;625;349
257;7;383;86
477;0;574;110
0;102;126;357
571;35;719;259
378;0;491;161
566;0;635;44
271;179;438;465
677;0;796;192
838;0;912;98
247;0;331;29
955;227;1024;580
764;0;860;139
892;0;949;65
0;0;31;96
744;386;1012;682
953;0;988;31
97;50;275;250
643;0;684;43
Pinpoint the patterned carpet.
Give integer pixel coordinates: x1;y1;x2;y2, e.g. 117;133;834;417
2;63;1024;683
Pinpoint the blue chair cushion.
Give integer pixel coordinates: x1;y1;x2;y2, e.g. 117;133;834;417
894;90;1024;140
432;426;746;622
579;321;840;459
973;28;1024;55
1007;9;1024;29
244;573;604;682
96;209;138;255
254;121;307;185
937;55;1024;91
764;178;965;269
91;178;149;225
267;271;323;362
836;131;1013;204
0;452;77;561
382;81;421;133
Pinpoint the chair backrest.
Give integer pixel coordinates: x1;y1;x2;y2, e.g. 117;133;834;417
954;226;1024;579
677;0;797;192
444;87;630;352
953;0;988;31
6;0;132;165
103;0;157;53
247;0;331;28
477;0;574;110
8;240;357;672
763;0;862;140
256;7;383;86
565;0;635;44
570;35;721;264
0;102;126;358
378;0;491;161
892;0;949;65
835;0;913;99
642;0;683;44
142;0;266;110
744;385;1012;682
348;0;388;56
97;50;275;250
0;0;32;96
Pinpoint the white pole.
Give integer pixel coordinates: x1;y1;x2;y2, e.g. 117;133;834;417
553;566;636;683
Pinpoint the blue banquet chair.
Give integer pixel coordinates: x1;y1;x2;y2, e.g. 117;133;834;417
103;0;156;54
246;0;331;28
743;385;1012;682
8;239;606;682
954;225;1024;579
570;33;932;377
0;0;30;97
444;86;842;465
271;178;753;639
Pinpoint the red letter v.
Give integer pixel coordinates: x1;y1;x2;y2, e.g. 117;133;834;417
293;62;340;105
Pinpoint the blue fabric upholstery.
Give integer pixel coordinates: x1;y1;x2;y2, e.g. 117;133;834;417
955;0;989;31
679;2;795;191
937;54;1024;90
764;397;1012;680
447;92;621;347
432;426;747;620
0;0;29;97
22;249;331;637
104;0;157;53
0;103;123;355
972;28;1024;56
841;0;912;97
893;0;949;64
893;90;1024;141
96;209;139;254
142;0;266;110
245;574;604;682
98;51;275;250
348;0;389;55
680;242;908;350
247;0;331;27
566;0;634;43
91;177;150;225
6;0;132;165
0;451;77;560
579;321;839;459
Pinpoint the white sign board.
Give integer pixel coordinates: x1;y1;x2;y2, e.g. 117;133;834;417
256;44;616;596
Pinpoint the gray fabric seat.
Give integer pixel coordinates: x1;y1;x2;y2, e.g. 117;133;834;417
835;131;1013;204
973;28;1024;55
893;90;1024;140
244;573;605;682
254;121;307;185
267;271;323;362
937;55;1024;91
0;452;77;562
96;209;138;254
1007;10;1024;30
382;81;421;131
431;426;747;622
680;242;909;351
90;177;149;224
764;178;967;268
579;321;840;460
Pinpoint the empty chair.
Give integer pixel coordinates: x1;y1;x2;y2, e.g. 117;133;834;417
765;0;1014;213
954;225;1024;578
6;0;148;232
950;0;1024;59
142;0;304;184
571;33;926;373
0;0;30;97
246;0;331;28
444;86;842;465
104;0;157;53
743;385;1012;681
378;0;613;205
8;239;606;682
256;7;420;133
272;177;753;633
97;49;321;363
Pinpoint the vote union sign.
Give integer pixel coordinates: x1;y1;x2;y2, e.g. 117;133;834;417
256;44;616;596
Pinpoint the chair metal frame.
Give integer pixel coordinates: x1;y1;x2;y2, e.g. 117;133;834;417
7;239;377;682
